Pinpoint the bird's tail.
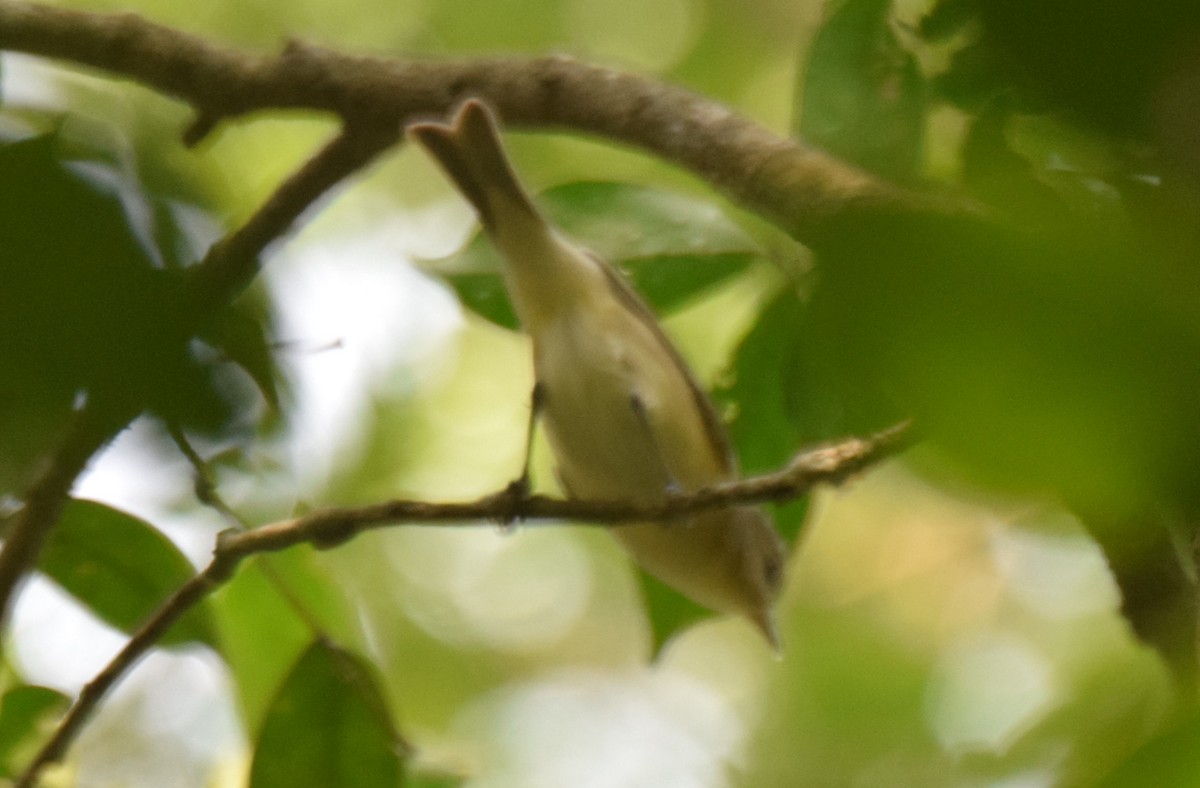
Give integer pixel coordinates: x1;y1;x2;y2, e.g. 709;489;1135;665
408;99;539;233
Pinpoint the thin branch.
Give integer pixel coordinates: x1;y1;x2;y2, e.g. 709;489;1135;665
0;399;137;629
167;425;334;639
184;123;395;313
0;0;944;245
16;421;910;787
15;557;237;788
227;420;915;555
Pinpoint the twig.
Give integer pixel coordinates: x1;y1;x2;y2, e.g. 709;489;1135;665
15;557;236;787
0;0;938;244
167;425;334;639
16;420;911;787
0;399;137;629
230;420;915;553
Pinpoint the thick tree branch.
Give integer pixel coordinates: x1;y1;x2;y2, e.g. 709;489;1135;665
0;0;941;244
17;421;910;786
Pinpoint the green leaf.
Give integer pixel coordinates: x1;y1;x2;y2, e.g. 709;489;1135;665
637;567;713;658
0;134;149;494
719;292;809;544
200;297;283;413
797;0;926;181
717;289;870;545
0;685;69;778
1099;712;1200;787
38;499;217;648
718;291;808;476
249;640;406;788
959;101;1076;233
444;271;521;331
623;252;758;317
212;550;358;735
447;181;763;269
0;131;268;449
428;182;761;329
929;37;1005;111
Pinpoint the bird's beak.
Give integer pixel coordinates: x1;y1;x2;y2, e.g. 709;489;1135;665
749;607;782;653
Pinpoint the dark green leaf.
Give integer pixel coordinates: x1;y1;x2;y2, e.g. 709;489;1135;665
39;499;216;648
0;685;69;778
968;1;1200;139
623;252;757;317
445;181;762;271
0;131;265;448
797;0;926;181
249;641;406;788
445;272;521;330
720;292;809;544
200;298;283;413
960;101;1072;231
715;288;881;544
638;567;712;658
429;182;761;329
718;291;808;475
930;37;1006;110
918;0;978;41
0;134;150;493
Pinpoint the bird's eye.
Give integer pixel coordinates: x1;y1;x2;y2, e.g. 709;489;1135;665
762;556;782;590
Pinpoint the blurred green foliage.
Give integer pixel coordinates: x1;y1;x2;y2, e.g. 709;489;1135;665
796;0;926;182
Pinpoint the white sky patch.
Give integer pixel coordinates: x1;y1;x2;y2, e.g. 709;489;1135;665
392;528;593;652
268;211;462;489
73;420;222;567
0;53;69;109
987;516;1119;621
9;578;243;788
461;668;746;788
925;631;1057;755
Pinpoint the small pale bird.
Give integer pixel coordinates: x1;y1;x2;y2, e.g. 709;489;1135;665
409;99;785;646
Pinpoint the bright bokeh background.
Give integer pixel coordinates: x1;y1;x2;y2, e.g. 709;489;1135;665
2;0;1183;786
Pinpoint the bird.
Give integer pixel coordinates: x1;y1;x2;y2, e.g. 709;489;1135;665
409;98;785;646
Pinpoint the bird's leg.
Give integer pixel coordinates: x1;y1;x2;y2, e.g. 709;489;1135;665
515;382;546;492
496;382;545;529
